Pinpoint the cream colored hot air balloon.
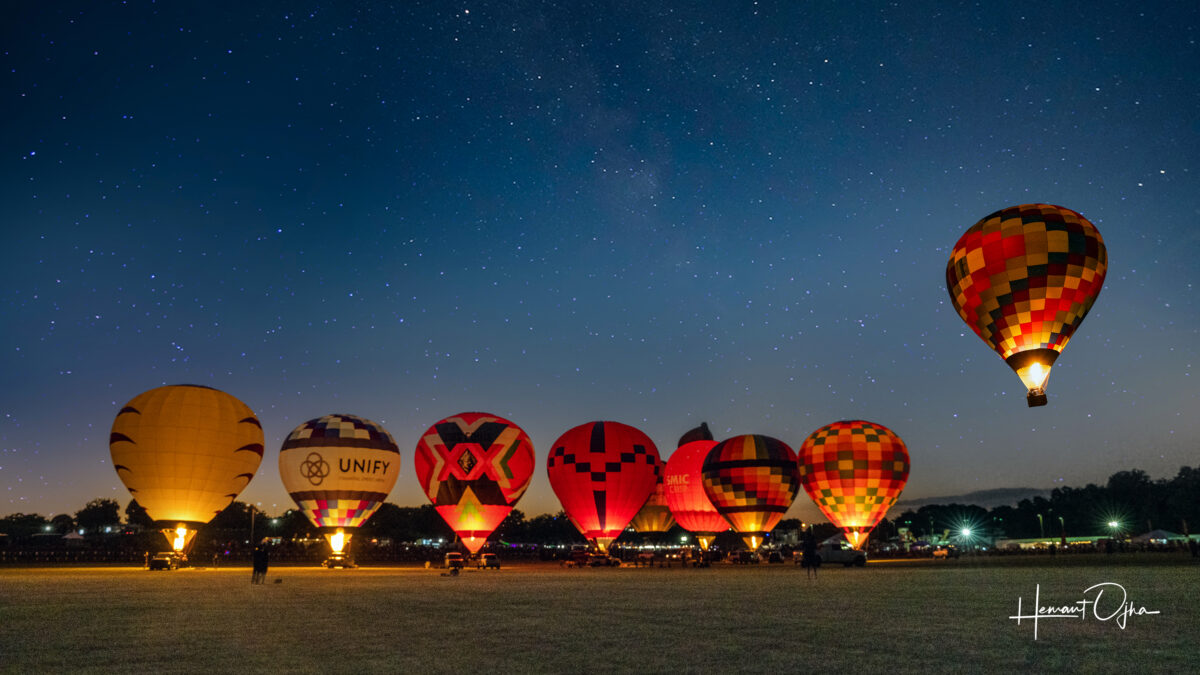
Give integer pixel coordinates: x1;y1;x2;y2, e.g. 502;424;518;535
279;414;400;565
110;385;265;553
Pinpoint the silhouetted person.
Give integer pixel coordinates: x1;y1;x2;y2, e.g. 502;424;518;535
252;545;269;584
801;530;820;579
1189;538;1198;558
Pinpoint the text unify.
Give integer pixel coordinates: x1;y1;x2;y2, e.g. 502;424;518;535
339;459;391;475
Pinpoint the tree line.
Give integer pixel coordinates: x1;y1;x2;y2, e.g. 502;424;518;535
3;466;1197;546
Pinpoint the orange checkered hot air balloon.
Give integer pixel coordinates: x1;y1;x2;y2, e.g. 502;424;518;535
701;434;799;552
546;421;661;552
110;385;264;554
798;420;910;550
414;412;535;554
946;203;1107;406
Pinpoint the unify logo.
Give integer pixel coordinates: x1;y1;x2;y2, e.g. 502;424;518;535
300;452;330;486
1009;583;1161;640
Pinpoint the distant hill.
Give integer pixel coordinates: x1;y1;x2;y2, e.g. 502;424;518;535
894;487;1052;510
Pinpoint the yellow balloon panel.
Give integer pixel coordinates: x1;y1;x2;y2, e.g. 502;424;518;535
110;385;264;524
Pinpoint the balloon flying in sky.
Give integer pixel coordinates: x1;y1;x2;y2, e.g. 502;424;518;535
946;203;1108;406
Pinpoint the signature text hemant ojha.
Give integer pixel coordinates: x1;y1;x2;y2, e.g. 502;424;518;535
1009;583;1160;640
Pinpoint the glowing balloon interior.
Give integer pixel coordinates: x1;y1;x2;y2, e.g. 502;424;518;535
110;384;265;553
546;421;661;552
279;414;401;557
701;435;799;551
946;203;1107;406
798;420;910;550
414;412;536;554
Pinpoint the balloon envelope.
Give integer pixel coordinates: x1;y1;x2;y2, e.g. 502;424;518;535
546;421;661;551
663;440;725;549
414;412;536;554
630;456;675;534
279;414;401;542
798;420;910;550
110;385;264;532
701;434;799;551
946;203;1107;406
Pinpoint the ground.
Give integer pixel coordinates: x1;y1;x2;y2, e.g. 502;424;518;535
1;556;1195;673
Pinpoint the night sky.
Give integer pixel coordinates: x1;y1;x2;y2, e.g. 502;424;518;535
3;2;1197;525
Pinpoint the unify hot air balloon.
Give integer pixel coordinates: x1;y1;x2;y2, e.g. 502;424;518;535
629;455;675;534
279;414;400;562
701;434;799;551
110;385;264;553
546;421;661;552
663;439;725;550
414;412;536;554
798;420;910;550
946;203;1107;406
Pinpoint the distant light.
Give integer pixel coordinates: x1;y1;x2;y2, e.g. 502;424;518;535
961;528;971;537
1108;521;1119;528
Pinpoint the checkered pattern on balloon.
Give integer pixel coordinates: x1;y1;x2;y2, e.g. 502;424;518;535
798;420;909;548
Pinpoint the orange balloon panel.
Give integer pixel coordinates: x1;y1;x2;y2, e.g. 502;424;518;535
630;457;675;533
110;385;264;525
798;420;909;548
279;414;401;531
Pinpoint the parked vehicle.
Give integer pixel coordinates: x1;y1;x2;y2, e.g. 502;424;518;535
818;536;867;567
148;552;183;571
588;552;621;567
732;550;760;564
444;552;465;569
477;552;500;569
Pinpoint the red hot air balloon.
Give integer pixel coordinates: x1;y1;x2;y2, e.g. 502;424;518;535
546;421;661;552
797;420;910;550
663;439;725;550
630;455;675;534
701;434;799;551
946;204;1107;406
414;412;536;554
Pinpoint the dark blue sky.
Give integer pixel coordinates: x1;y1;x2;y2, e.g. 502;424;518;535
3;1;1197;522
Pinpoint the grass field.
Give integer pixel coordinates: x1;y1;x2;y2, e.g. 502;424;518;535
2;556;1196;673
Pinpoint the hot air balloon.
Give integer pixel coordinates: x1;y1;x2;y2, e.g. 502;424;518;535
110;385;264;554
663;439;725;551
629;455;675;534
701;434;799;551
279;414;400;564
546;421;661;552
946;203;1107;406
797;420;910;550
414;412;536;554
